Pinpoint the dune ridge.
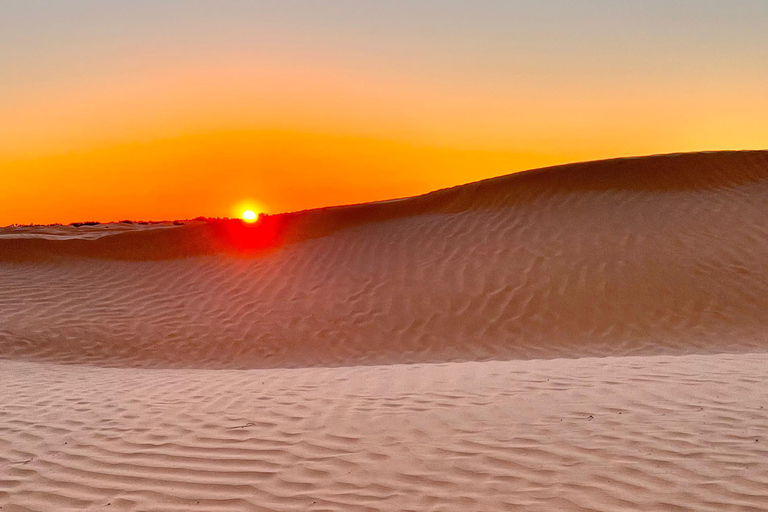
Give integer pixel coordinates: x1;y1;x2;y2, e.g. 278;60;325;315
1;150;766;262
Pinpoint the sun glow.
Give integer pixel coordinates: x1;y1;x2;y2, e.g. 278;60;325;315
231;200;268;224
241;210;258;223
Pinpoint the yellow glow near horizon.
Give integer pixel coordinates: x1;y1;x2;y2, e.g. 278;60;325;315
1;3;766;227
231;200;268;224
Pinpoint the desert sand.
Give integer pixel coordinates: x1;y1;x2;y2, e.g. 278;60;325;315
2;150;768;511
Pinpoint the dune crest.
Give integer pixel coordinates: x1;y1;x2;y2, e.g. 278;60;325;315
2;150;767;262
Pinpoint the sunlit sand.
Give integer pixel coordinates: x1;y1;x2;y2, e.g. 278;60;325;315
2;151;768;511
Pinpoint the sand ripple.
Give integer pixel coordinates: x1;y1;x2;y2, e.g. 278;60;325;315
1;151;768;367
2;354;767;511
2;152;767;510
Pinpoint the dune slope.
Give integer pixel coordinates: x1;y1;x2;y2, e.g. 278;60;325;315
1;151;767;368
2;151;768;368
2;151;768;511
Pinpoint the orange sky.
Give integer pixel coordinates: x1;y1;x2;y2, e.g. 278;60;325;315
2;1;767;226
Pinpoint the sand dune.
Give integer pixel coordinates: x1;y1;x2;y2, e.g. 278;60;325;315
1;151;768;367
2;151;768;510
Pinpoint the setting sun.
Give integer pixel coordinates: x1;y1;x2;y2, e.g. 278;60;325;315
231;200;268;223
242;210;258;223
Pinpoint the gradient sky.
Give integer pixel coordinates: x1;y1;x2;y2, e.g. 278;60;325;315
2;1;767;225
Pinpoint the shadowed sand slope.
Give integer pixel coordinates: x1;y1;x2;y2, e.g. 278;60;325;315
1;150;768;368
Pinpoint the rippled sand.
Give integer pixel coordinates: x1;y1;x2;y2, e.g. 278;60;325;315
2;151;767;511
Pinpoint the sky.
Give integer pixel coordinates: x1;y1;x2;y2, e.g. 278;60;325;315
2;0;767;226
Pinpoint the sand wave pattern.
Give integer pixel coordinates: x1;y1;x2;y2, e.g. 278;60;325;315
1;151;768;368
2;151;768;511
2;355;768;511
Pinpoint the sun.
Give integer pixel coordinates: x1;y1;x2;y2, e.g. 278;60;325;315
232;200;268;223
241;210;258;223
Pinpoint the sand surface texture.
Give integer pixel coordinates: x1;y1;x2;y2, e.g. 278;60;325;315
2;151;768;510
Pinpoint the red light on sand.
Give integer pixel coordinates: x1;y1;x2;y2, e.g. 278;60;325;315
215;214;283;254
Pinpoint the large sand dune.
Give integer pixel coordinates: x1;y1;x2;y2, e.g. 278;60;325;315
2;151;768;368
2;151;768;510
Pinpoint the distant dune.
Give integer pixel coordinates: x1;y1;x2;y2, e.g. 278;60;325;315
2;151;768;511
1;150;767;367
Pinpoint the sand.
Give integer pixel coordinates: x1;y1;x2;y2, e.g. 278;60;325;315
1;150;768;510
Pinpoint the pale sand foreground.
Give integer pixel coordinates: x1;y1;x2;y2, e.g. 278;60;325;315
2;354;767;512
2;151;768;510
